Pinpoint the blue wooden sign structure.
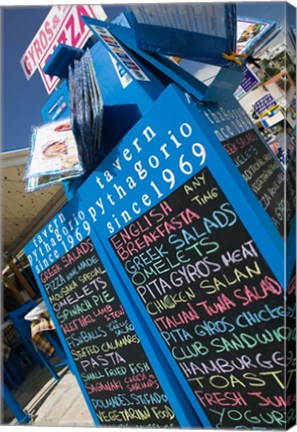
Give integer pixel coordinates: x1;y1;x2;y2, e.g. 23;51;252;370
83;17;244;103
125;4;238;68
24;196;200;428
26;8;296;429
77;83;295;429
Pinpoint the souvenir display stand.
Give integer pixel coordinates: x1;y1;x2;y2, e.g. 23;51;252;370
24;12;295;430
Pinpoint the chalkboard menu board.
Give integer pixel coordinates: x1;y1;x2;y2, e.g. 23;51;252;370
38;236;180;427
287;266;296;428
109;167;293;429
222;129;292;237
286;152;296;232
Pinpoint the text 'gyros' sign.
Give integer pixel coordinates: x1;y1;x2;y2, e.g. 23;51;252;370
20;5;106;94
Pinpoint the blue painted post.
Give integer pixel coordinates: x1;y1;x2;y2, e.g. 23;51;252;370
2;384;31;424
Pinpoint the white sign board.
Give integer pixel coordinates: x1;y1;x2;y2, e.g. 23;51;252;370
20;5;107;94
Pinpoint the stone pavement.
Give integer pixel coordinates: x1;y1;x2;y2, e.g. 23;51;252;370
2;355;94;427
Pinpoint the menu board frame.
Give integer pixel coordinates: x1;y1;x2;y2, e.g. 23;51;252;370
77;83;295;428
24;196;200;428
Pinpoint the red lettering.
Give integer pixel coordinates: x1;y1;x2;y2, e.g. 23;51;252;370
23;55;32;75
52;14;61;29
65;13;82;47
76;5;90;33
66;15;80;46
33;39;42;61
39;30;48;50
27;45;37;69
260;276;282;296
45;20;54;40
288;275;296;296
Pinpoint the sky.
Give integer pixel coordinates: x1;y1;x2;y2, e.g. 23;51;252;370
1;4;124;153
2;7;51;153
1;2;293;153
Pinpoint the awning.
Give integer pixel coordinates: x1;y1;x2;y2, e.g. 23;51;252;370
1;148;67;259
